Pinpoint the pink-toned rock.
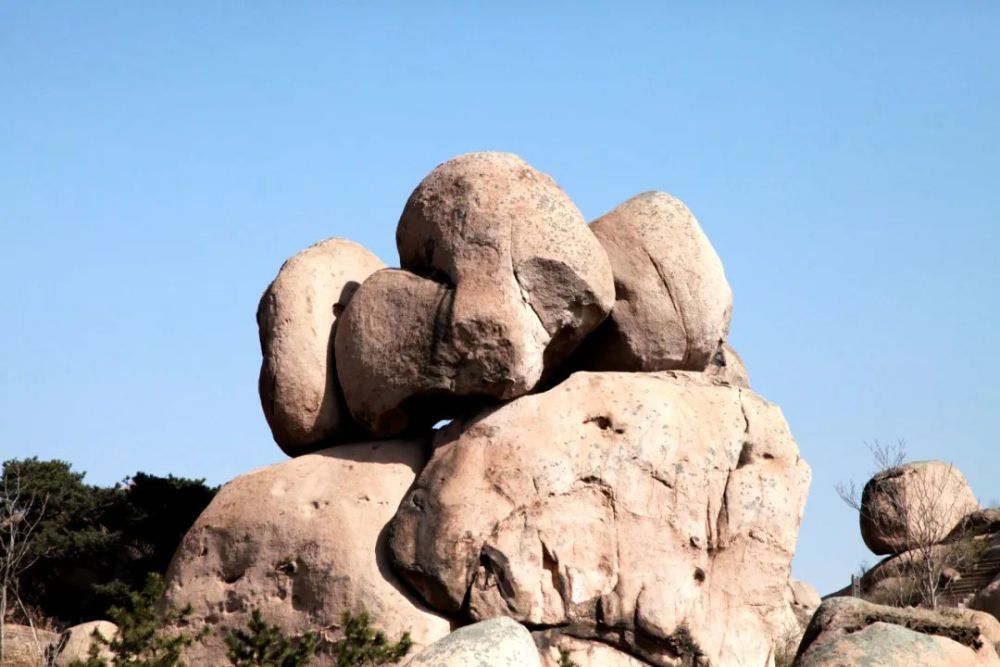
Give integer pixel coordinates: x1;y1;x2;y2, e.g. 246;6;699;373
860;460;979;556
584;192;732;373
257;238;384;455
162;440;451;666
534;631;649;667
794;597;1000;666
389;371;810;666
336;152;614;436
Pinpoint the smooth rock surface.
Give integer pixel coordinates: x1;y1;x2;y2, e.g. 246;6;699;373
336;152;614;436
793;597;1000;666
163;440;451;666
404;617;541;667
257;237;384;455
585;192;732;373
860;460;979;555
53;621;117;667
390;371;811;666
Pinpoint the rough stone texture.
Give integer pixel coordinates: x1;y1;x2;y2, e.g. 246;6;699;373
162;440;451;666
788;579;822;627
0;625;57;667
584;192;732;373
336;152;615;436
53;621;117;667
793;597;1000;666
860;461;979;556
704;343;750;388
404;617;541;667
534;631;650;667
972;573;1000;621
389;371;811;667
257;237;385;455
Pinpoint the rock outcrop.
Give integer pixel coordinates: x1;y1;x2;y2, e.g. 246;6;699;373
860;460;979;556
793;597;1000;666
335;152;615;436
403;617;541;667
389;371;810;666
162;440;451;665
257;238;384;455
704;342;750;388
584;192;732;373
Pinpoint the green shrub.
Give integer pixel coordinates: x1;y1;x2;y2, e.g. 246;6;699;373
69;573;205;667
332;611;411;667
224;609;317;667
557;647;579;667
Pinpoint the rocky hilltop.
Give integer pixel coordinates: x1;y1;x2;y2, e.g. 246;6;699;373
149;152;995;666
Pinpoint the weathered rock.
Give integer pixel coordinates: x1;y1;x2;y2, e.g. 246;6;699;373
389;371;810;666
584;192;732;373
404;617;540;667
788;579;822;627
336;152;615;436
53;621;117;667
971;572;1000;621
793;597;1000;666
163;440;451;666
534;631;650;667
257;238;384;455
0;625;58;667
860;461;979;555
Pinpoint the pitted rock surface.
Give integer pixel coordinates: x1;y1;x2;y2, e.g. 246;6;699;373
257;237;384;455
336;152;614;436
162;440;450;666
389;371;810;666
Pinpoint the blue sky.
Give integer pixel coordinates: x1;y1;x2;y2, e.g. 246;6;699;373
2;3;997;594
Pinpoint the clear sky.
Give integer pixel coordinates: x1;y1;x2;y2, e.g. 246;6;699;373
2;3;997;595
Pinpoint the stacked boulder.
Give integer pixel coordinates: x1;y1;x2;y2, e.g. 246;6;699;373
164;152;812;666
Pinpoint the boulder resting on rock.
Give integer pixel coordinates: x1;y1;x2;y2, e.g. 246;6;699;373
403;617;540;667
583;192;732;373
860;460;979;556
336;152;614;436
257;237;384;455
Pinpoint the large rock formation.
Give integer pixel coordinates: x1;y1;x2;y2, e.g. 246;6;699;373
257;238;384;455
162;440;451;665
860;460;979;555
389;371;810;666
584;192;732;373
793;597;1000;666
335;152;615;436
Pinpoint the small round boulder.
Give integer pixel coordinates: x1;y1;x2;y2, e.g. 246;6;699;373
860;460;979;555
